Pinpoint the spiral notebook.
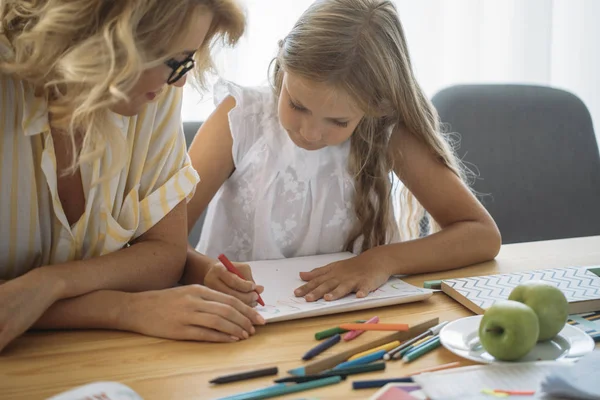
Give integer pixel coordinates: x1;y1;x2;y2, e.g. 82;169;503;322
249;253;433;323
441;265;600;315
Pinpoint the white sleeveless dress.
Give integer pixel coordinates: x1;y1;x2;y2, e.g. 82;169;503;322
196;80;398;262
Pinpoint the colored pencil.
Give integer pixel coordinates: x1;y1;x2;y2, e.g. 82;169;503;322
274;362;385;383
402;336;441;362
384;321;448;360
352;362;461;390
339;323;409;331
302;334;341;361
348;340;400;361
333;350;386;370
314;320;367;340
210;367;278;384
343;316;379;341
352;377;414;390
218;376;342;400
393;335;439;360
287;317;439;376
218;254;265;306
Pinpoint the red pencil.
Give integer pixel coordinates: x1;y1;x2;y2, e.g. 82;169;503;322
218;254;265;306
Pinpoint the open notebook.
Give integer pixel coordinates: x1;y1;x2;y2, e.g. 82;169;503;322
249;253;433;322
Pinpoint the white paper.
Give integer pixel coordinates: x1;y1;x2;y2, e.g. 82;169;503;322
46;382;143;400
412;362;568;400
541;351;600;400
250;253;433;322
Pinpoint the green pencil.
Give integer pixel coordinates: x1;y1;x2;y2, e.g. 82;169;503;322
314;320;366;340
220;376;342;400
402;336;441;362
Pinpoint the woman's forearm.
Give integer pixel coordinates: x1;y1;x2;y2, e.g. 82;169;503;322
181;244;215;285
367;219;501;276
32;290;132;331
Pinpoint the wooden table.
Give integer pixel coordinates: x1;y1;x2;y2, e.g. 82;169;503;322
1;236;599;400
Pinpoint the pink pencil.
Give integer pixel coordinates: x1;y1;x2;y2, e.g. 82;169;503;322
343;316;379;341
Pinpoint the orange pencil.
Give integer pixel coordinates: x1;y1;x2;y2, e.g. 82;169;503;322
339;323;409;331
218;254;265;306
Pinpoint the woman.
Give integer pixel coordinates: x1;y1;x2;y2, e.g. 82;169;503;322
0;0;263;353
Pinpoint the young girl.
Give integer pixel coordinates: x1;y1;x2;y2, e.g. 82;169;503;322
184;0;501;305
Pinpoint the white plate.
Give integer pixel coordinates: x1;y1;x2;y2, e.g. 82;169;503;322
439;315;595;364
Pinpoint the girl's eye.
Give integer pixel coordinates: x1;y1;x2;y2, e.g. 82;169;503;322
289;100;307;112
333;120;349;128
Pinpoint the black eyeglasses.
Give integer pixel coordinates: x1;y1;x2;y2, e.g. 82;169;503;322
165;53;195;85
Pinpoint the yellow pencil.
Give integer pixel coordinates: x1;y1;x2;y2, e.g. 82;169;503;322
410;335;432;348
347;341;401;361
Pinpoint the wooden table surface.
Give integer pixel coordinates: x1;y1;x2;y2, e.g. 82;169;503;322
1;235;599;400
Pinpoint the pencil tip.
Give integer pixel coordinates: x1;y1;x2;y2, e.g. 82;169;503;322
287;366;306;376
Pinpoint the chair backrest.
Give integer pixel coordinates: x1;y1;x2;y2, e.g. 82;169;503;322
182;121;205;246
431;84;600;244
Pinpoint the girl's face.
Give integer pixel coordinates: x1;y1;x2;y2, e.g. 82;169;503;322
278;71;364;151
111;10;214;116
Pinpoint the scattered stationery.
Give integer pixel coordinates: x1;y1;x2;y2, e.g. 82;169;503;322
540;351;600;400
288;318;438;376
441;266;600;314
302;334;341;361
352;362;461;390
333;350;387;370
344;316;379;341
47;382;143;400
209;367;279;384
216;376;342;400
339;323;409;332
249;253;433;322
314;320;366;340
348;340;400;361
384;321;448;360
568;310;600;336
274;362;385;383
218;254;265;306
401;336;441;362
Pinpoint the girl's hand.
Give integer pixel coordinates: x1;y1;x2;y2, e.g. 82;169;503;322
294;254;392;302
124;285;266;343
204;261;264;307
0;269;64;352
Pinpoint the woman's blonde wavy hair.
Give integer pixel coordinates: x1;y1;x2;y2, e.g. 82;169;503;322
271;0;467;252
0;0;244;176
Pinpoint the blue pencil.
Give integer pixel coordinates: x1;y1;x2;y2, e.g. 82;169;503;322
591;332;600;342
333;349;386;370
218;376;342;400
352;377;414;390
302;334;341;361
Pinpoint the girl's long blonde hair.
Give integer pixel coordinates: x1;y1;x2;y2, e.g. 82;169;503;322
272;0;466;252
0;0;244;176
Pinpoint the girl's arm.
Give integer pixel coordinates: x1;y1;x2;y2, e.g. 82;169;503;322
182;96;261;304
296;126;501;301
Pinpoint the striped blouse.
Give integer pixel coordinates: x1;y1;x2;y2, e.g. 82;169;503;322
0;73;199;280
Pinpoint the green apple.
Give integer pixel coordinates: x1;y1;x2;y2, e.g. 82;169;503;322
508;281;568;341
478;300;539;361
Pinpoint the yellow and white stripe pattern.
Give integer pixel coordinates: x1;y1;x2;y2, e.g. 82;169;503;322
0;73;199;280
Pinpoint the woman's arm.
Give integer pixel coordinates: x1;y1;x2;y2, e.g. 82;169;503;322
296;126;501;301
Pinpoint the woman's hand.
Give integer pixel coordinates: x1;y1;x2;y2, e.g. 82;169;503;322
123;285;266;343
0;269;64;352
294;253;392;302
204;262;264;307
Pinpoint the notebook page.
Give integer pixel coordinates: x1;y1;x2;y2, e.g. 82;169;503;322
412;362;567;400
249;253;432;322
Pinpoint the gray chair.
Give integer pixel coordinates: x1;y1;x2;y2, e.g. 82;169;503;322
183;121;205;246
431;84;600;244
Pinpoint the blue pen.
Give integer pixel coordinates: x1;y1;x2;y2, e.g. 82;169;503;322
352;377;414;390
333;349;386;370
302;334;341;360
219;376;342;400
